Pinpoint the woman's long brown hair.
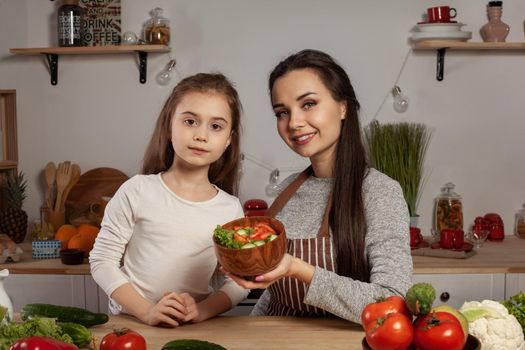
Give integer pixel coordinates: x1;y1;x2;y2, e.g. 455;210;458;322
269;50;370;282
142;73;243;195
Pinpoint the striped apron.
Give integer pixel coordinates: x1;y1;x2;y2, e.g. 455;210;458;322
265;167;337;316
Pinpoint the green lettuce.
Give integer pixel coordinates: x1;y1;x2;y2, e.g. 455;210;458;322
502;291;525;333
213;225;242;249
0;316;73;350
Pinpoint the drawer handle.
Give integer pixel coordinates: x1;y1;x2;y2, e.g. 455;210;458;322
440;292;450;302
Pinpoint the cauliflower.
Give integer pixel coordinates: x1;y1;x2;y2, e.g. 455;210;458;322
460;300;525;350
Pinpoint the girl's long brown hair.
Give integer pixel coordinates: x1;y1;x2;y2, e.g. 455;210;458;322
269;50;370;282
142;73;243;195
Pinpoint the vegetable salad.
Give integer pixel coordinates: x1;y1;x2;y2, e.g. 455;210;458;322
214;222;278;249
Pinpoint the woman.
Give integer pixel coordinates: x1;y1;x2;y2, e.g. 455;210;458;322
225;49;412;323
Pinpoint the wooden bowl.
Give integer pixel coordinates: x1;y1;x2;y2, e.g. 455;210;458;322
362;334;481;350
214;216;286;277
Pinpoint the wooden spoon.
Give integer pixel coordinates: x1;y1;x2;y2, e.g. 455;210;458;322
54;161;72;212
60;163;81;210
44;162;56;209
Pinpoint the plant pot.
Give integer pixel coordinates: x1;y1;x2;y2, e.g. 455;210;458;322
410;215;420;228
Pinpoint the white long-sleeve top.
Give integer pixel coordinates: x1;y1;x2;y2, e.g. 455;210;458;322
89;174;248;314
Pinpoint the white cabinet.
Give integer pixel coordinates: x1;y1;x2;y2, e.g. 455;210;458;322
505;273;525;299
4;274;108;313
413;273;506;308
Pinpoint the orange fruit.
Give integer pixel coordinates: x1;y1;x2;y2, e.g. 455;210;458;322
54;224;78;249
74;224;100;257
67;233;84;251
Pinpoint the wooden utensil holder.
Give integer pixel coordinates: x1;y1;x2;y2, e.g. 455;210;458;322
48;209;65;232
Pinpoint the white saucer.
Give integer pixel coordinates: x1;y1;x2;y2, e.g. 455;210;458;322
411;31;472;42
417;22;466;32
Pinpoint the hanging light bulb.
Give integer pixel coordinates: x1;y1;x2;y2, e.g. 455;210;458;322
156;59;177;86
265;168;280;197
392;85;409;113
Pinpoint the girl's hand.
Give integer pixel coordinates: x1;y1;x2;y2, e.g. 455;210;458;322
222;254;296;289
141;292;188;327
179;292;202;323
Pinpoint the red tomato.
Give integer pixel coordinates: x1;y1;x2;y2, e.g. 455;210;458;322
10;336;77;350
365;313;414;350
361;295;412;328
254;222;276;234
233;233;248;244
413;311;465;350
100;328;146;350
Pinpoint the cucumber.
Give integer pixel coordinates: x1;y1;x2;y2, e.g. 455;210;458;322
252;240;265;246
235;228;249;236
162;339;227;350
59;322;93;347
240;243;256;249
21;303;109;327
267;234;278;242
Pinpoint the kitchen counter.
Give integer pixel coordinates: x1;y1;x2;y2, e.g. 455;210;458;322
3;237;525;275
86;315;364;350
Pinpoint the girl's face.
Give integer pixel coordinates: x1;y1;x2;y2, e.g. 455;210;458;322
170;91;232;169
271;68;346;165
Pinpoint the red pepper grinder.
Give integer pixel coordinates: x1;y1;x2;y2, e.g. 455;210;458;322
243;199;268;217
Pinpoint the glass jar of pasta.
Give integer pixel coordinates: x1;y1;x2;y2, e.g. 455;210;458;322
144;7;170;45
515;203;525;239
433;183;463;235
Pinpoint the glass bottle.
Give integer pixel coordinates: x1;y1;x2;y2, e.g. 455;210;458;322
433;183;464;235
144;8;171;45
57;0;85;47
480;1;510;42
515;203;525;238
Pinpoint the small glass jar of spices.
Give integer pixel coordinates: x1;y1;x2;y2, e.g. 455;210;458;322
144;8;170;45
515;203;525;238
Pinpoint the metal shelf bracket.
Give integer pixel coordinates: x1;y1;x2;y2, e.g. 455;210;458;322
46;54;59;85
436;48;447;81
138;51;148;84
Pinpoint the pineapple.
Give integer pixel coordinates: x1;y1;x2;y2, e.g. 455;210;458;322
0;171;28;243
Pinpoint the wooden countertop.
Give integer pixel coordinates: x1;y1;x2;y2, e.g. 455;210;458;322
86;315;364;350
3;237;525;275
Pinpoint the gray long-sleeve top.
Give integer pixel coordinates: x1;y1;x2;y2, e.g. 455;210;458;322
250;168;413;323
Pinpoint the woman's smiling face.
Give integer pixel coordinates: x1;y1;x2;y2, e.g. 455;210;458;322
271;68;346;165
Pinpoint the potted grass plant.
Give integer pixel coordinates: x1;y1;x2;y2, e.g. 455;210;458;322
364;120;432;227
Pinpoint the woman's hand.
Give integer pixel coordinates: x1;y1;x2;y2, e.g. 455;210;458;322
140;292;189;327
179;292;202;323
222;254;314;289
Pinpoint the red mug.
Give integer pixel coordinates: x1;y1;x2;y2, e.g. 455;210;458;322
427;6;457;23
440;229;464;249
410;227;422;247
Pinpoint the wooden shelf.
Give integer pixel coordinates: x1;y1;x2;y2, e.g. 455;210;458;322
413;41;525;50
0;161;17;170
9;45;169;55
9;45;171;85
411;41;525;81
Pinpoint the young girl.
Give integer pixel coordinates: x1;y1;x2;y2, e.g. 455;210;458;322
225;50;413;323
90;73;248;327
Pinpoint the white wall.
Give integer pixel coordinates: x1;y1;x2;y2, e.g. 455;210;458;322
1;0;524;236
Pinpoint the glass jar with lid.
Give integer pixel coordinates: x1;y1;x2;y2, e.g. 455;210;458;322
144;7;170;45
433;182;464;234
515;203;525;238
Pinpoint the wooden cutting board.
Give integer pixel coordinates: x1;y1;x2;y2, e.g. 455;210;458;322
65;167;129;225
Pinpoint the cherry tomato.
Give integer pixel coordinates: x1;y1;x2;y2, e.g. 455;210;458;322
100;328;146;350
361;295;412;328
365;313;414;350
413;311;465;350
